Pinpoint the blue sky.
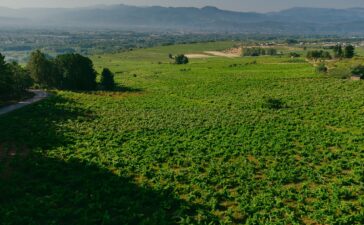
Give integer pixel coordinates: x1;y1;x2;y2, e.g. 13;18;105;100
1;0;364;12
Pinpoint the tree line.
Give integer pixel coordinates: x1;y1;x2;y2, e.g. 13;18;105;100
0;50;115;102
0;53;33;100
243;48;278;57
306;45;355;60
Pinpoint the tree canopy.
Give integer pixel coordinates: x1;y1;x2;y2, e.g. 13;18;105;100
55;53;97;91
0;53;33;99
344;45;355;58
27;50;60;88
175;55;189;65
100;68;115;90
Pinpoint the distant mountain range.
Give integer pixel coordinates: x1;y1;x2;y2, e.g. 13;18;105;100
1;5;364;34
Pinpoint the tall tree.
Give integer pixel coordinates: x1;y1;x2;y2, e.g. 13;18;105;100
333;44;343;58
100;68;115;90
27;50;60;88
55;54;97;90
0;53;12;96
8;62;33;91
344;45;355;58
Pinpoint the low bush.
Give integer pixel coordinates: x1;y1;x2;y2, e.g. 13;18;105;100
289;52;301;58
328;67;352;79
175;55;189;65
351;65;364;79
316;63;328;73
264;98;285;110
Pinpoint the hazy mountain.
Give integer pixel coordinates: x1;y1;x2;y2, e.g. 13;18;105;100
0;5;364;34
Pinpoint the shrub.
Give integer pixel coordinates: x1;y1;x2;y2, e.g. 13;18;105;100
316;63;328;73
100;68;115;90
264;98;285;110
289;52;301;58
266;48;278;56
175;55;189;65
328;67;352;79
351;65;364;79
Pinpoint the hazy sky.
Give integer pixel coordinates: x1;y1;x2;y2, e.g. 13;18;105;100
1;0;364;12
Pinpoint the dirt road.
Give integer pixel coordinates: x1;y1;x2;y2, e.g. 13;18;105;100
0;90;48;116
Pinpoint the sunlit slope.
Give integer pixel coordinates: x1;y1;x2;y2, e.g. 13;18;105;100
1;42;363;224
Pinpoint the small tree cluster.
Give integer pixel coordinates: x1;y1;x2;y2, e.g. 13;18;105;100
0;53;33;99
306;50;332;60
27;50;97;91
333;45;344;58
332;44;355;59
55;53;97;91
175;54;189;65
243;48;278;57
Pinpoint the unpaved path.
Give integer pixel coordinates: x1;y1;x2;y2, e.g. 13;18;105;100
0;90;48;116
185;54;213;59
204;51;240;58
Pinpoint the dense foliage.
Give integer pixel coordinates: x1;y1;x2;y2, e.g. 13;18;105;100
306;50;332;60
175;54;189;65
27;50;60;88
243;48;277;56
0;42;363;224
55;53;97;91
289;52;301;58
100;68;116;90
316;63;328;73
27;51;97;91
344;45;355;59
352;65;364;79
332;44;355;59
0;53;33;102
333;44;344;58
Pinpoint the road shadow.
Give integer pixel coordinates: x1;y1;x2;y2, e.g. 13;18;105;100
114;85;143;93
0;94;214;224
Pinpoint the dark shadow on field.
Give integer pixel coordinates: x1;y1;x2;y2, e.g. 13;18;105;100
0;95;90;149
0;94;211;225
73;85;143;96
114;85;143;93
0;156;198;225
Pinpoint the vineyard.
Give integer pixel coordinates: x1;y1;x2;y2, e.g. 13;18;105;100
0;42;364;224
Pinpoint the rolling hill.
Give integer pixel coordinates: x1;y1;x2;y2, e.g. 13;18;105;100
0;5;364;34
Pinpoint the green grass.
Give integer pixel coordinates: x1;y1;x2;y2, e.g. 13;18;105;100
1;42;364;225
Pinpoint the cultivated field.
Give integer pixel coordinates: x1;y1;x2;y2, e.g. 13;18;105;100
0;42;363;224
